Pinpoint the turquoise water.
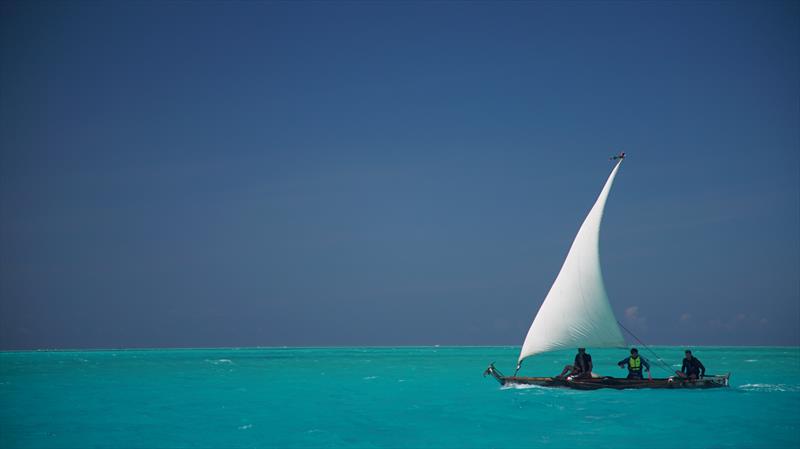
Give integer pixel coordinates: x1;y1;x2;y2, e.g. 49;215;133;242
1;346;798;448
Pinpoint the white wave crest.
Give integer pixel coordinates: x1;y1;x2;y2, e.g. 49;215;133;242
501;383;551;390
738;383;799;392
206;359;234;365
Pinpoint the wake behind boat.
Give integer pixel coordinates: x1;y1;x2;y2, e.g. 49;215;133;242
486;154;731;390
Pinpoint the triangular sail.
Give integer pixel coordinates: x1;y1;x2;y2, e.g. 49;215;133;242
518;160;626;364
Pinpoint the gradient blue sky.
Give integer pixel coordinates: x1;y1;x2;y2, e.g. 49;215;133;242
1;1;798;349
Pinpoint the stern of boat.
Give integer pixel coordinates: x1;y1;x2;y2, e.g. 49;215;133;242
666;372;731;388
710;372;731;387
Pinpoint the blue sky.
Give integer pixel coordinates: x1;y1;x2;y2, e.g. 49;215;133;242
1;1;798;349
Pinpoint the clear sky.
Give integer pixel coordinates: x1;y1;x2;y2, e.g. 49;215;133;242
1;1;798;349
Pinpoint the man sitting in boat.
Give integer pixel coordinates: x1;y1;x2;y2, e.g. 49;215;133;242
555;348;593;379
677;350;706;379
616;348;650;379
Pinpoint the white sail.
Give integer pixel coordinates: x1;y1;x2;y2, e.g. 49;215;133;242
518;160;626;364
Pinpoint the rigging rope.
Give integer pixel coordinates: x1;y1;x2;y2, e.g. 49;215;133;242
616;320;675;375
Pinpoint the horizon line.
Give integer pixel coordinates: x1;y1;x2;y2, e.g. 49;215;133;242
2;343;799;353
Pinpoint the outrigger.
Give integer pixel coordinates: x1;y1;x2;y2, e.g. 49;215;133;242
485;154;731;390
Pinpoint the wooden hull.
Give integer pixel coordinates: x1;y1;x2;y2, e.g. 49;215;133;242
484;364;730;390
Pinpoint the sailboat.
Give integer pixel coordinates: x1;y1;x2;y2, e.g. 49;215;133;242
484;154;730;390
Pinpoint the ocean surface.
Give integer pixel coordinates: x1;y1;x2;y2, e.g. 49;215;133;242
1;346;798;448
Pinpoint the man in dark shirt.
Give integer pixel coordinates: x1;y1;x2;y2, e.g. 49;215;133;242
679;350;706;379
556;348;593;379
